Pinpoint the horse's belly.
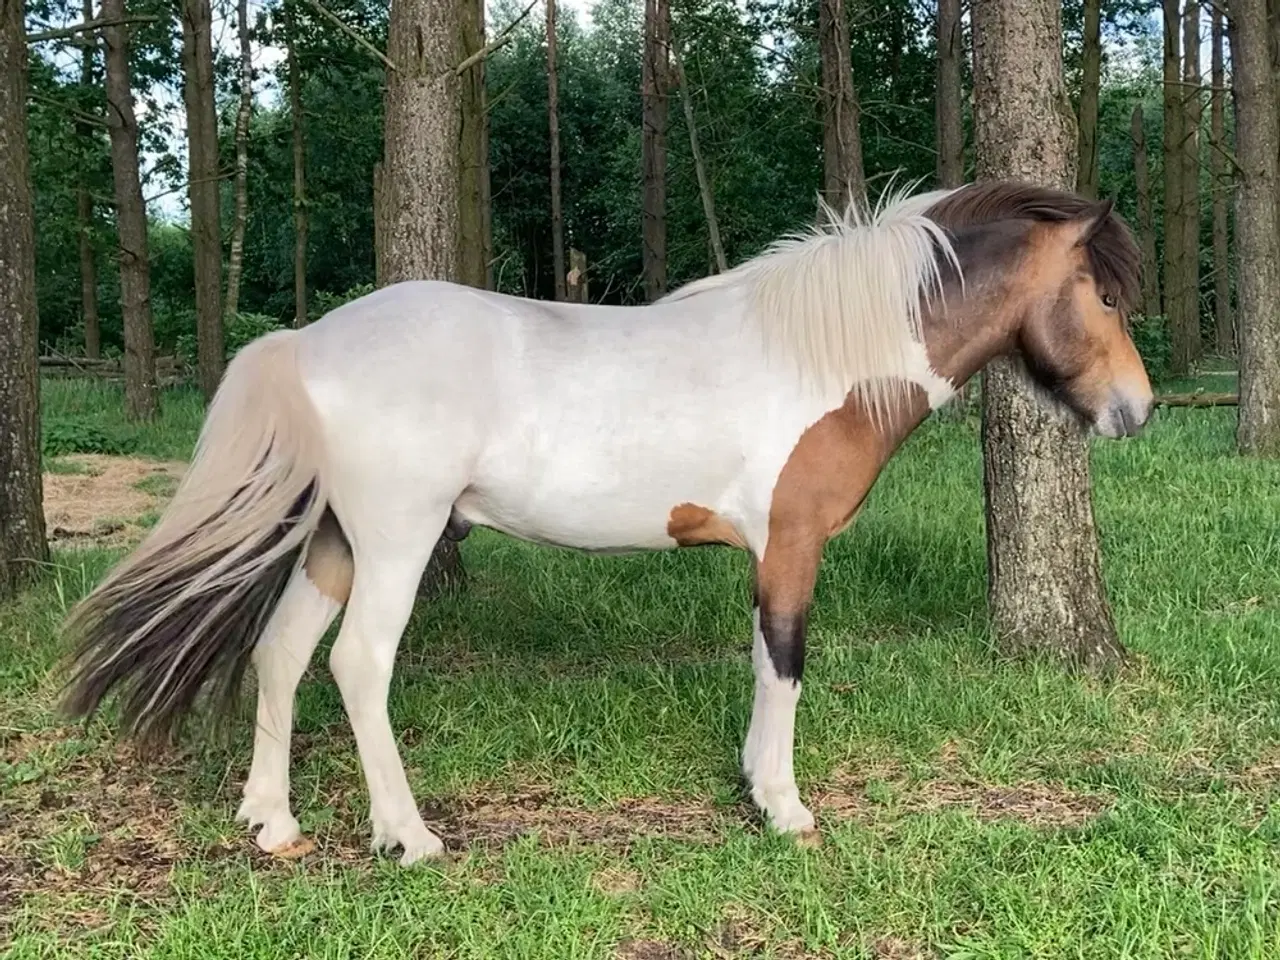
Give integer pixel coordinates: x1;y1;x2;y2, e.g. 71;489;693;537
455;449;743;552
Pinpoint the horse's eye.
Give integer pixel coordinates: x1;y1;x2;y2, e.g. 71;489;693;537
1101;293;1117;309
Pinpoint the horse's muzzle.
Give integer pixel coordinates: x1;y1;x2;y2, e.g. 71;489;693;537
1094;386;1154;439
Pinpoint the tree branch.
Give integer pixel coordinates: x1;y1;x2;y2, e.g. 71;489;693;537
144;169;236;205
28;91;110;128
27;15;159;43
454;0;537;75
298;0;398;72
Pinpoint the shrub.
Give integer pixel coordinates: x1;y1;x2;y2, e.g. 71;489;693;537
43;417;136;457
311;283;376;321
1129;313;1171;383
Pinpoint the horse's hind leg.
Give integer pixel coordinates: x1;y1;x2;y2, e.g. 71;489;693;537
236;511;351;854
327;509;451;866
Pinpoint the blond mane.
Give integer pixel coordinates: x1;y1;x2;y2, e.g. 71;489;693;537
662;180;964;413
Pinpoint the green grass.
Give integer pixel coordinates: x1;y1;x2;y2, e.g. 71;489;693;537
4;377;1280;957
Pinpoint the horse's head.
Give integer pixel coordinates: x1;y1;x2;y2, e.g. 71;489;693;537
1015;198;1153;438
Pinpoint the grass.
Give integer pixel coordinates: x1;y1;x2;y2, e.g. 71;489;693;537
4;377;1280;957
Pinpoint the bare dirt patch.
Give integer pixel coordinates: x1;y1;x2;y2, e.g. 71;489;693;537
616;939;687;960
592;866;643;896
43;455;185;548
810;760;1111;830
420;787;725;851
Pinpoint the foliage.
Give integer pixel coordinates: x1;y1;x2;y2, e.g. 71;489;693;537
42;416;136;457
1129;312;1172;382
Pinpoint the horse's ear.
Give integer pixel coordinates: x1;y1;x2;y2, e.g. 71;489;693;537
1071;197;1115;248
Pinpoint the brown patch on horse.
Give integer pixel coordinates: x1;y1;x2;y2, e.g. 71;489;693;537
758;384;930;615
303;509;353;604
666;503;748;549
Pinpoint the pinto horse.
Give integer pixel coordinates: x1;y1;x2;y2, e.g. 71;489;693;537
60;179;1152;864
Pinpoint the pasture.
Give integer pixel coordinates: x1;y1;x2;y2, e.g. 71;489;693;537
3;374;1280;958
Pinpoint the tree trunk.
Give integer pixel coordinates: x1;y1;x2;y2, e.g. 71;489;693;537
546;0;566;299
1163;0;1185;357
457;0;491;290
936;0;964;188
641;0;669;301
224;0;252;320
181;0;224;398
970;0;1124;668
0;0;49;599
567;247;588;302
1175;0;1203;372
1210;3;1234;355
1230;0;1280;455
1131;105;1163;320
76;0;100;360
1076;0;1101;197
671;39;727;273
818;0;865;211
286;3;307;328
384;0;467;596
102;0;157;420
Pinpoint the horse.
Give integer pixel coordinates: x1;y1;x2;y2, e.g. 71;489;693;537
59;178;1152;865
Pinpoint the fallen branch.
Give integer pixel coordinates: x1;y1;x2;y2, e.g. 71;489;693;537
1154;392;1239;407
27;15;159;43
454;0;537;75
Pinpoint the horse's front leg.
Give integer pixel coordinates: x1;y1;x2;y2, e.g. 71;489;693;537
742;535;823;839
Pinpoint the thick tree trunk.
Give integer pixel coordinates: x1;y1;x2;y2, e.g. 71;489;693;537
457;0;491;290
1131;105;1163;320
286;4;307;328
384;0;467;595
1175;0;1203;371
818;0;865;211
1076;0;1101;197
970;0;1124;668
102;0;157;420
936;0;964;188
1163;0;1186;367
547;0;566;299
1210;4;1234;355
181;0;224;398
0;0;49;598
671;39;727;273
641;0;669;301
1229;0;1280;455
224;0;252;320
76;0;100;360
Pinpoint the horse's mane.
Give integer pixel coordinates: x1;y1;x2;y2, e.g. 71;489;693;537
923;180;1143;312
660;179;963;413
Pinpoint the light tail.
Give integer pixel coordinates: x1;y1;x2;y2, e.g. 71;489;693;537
60;329;331;746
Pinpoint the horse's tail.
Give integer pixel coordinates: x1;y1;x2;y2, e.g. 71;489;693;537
60;329;330;747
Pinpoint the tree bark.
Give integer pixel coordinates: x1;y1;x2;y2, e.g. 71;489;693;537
384;0;467;595
1210;3;1234;355
286;2;307;328
181;0;224;398
641;0;669;301
0;0;50;598
1175;0;1203;372
1131;105;1163;320
1163;0;1185;355
1076;0;1101;197
936;0;964;188
224;0;252;320
373;160;386;286
818;0;865;211
102;0;157;420
76;0;100;360
457;0;491;290
671;39;727;273
567;247;588;302
546;0;566;299
1230;0;1280;455
971;0;1124;668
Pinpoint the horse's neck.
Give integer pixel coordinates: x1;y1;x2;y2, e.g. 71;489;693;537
920;266;1022;391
